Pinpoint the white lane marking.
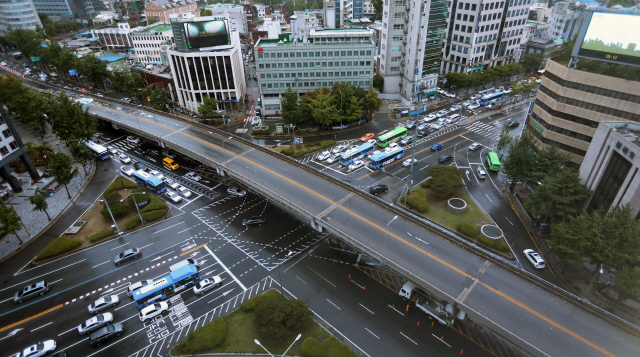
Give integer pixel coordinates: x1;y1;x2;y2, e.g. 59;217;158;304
31;322;53;332
365;327;380;339
204;244;246;290
58;325;78;336
153;222;183;234
308;267;336;288
140;243;154;249
150;251;175;262
92;260;110;268
485;194;493;202
111;243;129;250
401;332;418;345
504;216;514;225
0;297;13;304
0;260;86;292
49;279;63;285
359;303;374;315
432;333;451;347
389;305;405;316
296;276;307;284
179;194;202;209
115;301;134;311
326;299;341;310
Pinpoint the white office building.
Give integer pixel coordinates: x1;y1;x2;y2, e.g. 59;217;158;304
545;1;581;41
91;23;134;49
207;3;249;35
441;0;532;75
0;0;42;34
131;23;174;65
255;3;266;18
290;11;322;39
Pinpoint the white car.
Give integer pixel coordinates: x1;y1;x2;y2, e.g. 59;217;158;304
177;186;192;198
385;142;400;152
163;178;179;190
432;123;443;130
326;155;339;164
126;136;140;144
96;92;104;97
121;166;135;176
468;143;482;151
185;172;201;181
347;160;365;171
17;340;56;357
403;158;417;167
462;100;472;106
503;88;512;94
424;113;437;122
317;150;331;161
139;301;169;322
107;146;118;155
471;94;481;100
476;168;487;179
451;105;462;111
523;249;545;269
88;295;119;314
367;139;377;145
468;103;481;110
165;190;182;203
78;313;113;335
193;276;222;295
417;123;429;131
118;154;131;164
436;110;448;117
332;144;347;154
497;86;505;91
149;170;164;180
0;61;6;66
444;92;456;98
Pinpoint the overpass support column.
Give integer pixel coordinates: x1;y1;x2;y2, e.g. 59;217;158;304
311;219;323;233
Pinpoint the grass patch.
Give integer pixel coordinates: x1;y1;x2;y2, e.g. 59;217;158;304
35;236;81;261
273;140;336;158
89;229;114;242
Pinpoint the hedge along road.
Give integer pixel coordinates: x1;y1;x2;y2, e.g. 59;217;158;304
16;78;640;357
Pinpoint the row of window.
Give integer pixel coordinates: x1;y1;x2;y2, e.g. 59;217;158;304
534;98;599;128
544;70;640;104
529;126;587;157
0;142;18;156
260;71;371;79
258;60;372;69
505;18;525;29
530;112;593;143
257;50;372;59
2;128;12;139
539;85;640;122
261;81;370;89
457;2;478;11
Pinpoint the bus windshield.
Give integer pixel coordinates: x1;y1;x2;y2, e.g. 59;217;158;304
376;127;408;148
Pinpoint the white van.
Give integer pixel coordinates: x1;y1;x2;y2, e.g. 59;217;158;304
169;258;199;272
446;114;459;123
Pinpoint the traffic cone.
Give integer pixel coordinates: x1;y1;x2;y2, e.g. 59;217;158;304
392;305;395;309
416;321;420;326
363;286;366;290
333;259;336;263
440;336;444;341
348;274;351;279
460;349;464;354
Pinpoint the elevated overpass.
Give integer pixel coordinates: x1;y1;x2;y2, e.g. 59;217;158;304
22;81;640;356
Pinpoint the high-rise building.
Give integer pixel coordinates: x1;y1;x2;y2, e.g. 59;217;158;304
0;0;42;34
290;11;322;39
440;0;532;75
206;3;249;36
32;0;101;20
378;0;447;102
0;108;39;192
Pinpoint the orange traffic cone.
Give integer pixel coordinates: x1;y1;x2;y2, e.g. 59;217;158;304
333;259;336;263
363;286;366;290
417;321;420;326
460;349;464;354
348;274;351;279
392;304;395;309
440;336;444;341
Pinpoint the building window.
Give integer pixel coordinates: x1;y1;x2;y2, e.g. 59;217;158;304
0;147;7;156
587;151;632;212
8;141;18;150
2;129;12;138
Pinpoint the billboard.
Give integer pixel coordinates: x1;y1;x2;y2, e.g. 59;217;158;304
572;11;640;67
184;20;231;50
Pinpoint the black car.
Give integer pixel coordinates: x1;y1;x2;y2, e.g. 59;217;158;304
438;154;454;164
399;136;414;146
369;184;389;195
133;162;147;171
90;323;124;347
417;129;430;138
507;121;519;128
242;216;266;227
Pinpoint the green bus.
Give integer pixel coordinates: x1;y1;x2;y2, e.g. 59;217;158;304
486;152;501;171
376;127;408;147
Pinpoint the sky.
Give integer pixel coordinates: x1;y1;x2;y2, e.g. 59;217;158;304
583;12;640;48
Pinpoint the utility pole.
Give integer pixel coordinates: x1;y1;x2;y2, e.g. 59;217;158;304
404;111;419;205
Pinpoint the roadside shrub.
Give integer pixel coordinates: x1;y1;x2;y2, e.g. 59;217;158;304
126;215;142;230
253;129;270;135
141;207;169;222
141;196;167;213
254;295;313;342
406;190;428;213
477;235;510;252
421;179;432;188
320;140;336;148
89;229;114;242
300;336;359;357
101;202;129;219
174;317;227;354
35;236;81;261
104;176;136;194
457;222;478;238
102;191;122;205
242;289;280;311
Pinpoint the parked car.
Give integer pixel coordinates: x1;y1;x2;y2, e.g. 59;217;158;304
360;133;375;142
471;94;481;100
164;178;179;190
120;166;134;176
444;92;456;98
403;158;418;167
185;172;201;181
227;186;246;197
431;143;444;152
468;143;482;151
417;122;429;131
523;249;545;269
503;87;512;94
399;136;413;146
118;154;131;164
242;216;266;227
369;184;389;195
88;295;119;314
113;248;141;266
317;150;331;161
468;103;480;110
438;154;453;164
139;302;169;322
127;280;154;297
14;281;49;304
193;276;223;295
165;190;182;203
149;170;164;180
332;144;347;154
176;186;192;198
432;123;443;130
16;340;56;357
78;313;113;335
126;136;140;144
133;162;147;171
476;168;487;179
326;155;339;164
451;105;462;111
347;160;365;171
90;323;124;347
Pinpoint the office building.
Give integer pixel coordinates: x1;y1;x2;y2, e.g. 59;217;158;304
528;60;640;164
206;3;248;35
255;3;267;18
255;28;376;115
523;20;550;40
579;121;640;218
167;20;246;112
91;23;133;49
131;22;173;65
440;0;532;75
290;11;322;39
144;0;199;22
32;0;101;19
0;108;39;192
0;0;42;34
324;0;336;28
378;0;447;102
545;1;581;41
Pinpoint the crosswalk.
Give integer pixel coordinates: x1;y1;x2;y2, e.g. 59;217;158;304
464;121;502;139
111;140;139;152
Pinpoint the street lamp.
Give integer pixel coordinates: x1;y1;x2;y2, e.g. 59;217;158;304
282;334;302;357
382;215;398;264
120;192;146;226
222;137;233;168
101;198;120;234
338;87;343;128
583;263;604;298
253;339;274;357
536;182;558;239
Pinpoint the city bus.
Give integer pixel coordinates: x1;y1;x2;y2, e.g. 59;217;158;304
376;127;408;148
486;152;501;171
339;142;375;166
479;91;504;106
132;170;166;194
84;140;110;160
132;264;201;310
368;145;405;170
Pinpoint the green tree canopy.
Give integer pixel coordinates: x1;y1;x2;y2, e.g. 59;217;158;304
6;28;42;59
280;87;302;125
49;93;98;142
310;91;340;129
197;94;218;117
522;53;543;73
429;166;463;199
110;69;143;98
373;73;384;92
509;80;538;98
331;82;362;124
78;54;110;89
528;145;570;186
613;266;640;305
372;0;383;19
497;124;511;152
28;188;51;221
69;142;94;175
0;204;23;243
444;72;470;93
48;151;78;199
363;89;382;118
502;130;537;191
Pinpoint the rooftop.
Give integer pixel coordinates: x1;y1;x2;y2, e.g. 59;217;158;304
137;24;172;33
606;122;640;149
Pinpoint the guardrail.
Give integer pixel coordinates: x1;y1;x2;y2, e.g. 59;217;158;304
40;82;640;340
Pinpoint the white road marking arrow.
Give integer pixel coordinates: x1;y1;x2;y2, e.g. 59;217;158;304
207;289;234;304
0;328;22;340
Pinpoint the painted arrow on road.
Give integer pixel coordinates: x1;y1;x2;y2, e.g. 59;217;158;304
466;170;470;181
0;328;22;341
207;289;234;304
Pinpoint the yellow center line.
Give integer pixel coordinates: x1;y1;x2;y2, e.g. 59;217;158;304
0;304;63;333
180;243;208;256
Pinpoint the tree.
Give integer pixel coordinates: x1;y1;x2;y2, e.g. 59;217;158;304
330;82;362;124
509;80;537;102
147;16;159;25
69;142;93;175
28;188;51;221
258;18;265;25
49;93;98;142
56;50;79;79
310;91;339;129
200;8;212;16
197;95;218;118
48;151;78;199
502;130;537;191
14;91;49;131
363;89;382;119
613;266;640;306
528;145;570;186
142;83;169;108
254;295;313;342
110;69;143;98
77;54;110;89
373;73;384;92
0;204;23;244
5;28;42;59
372;0;383;19
522;53;543;74
25;141;53;166
280;87;302;125
444;72;470;94
497;124;511;153
429;166;463;199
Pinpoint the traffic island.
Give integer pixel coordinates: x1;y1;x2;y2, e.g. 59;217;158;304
272;140;336;158
171;290;357;357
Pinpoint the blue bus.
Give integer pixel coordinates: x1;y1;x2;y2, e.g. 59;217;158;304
339;142;375;166
369;146;405;170
132;170;166;194
84;141;110;160
479;91;504;106
132;264;200;310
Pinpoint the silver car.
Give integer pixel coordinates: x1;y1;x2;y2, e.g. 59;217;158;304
78;313;113;335
227;186;246;197
88;295;120;314
164;178;180;190
193;276;222;295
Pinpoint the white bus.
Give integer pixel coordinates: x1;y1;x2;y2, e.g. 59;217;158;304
84;141;110;160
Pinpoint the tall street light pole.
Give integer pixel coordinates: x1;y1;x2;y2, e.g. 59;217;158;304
102;198;120;234
253;339;274;357
120;192;146;226
281;334;302;357
383;215;398;264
